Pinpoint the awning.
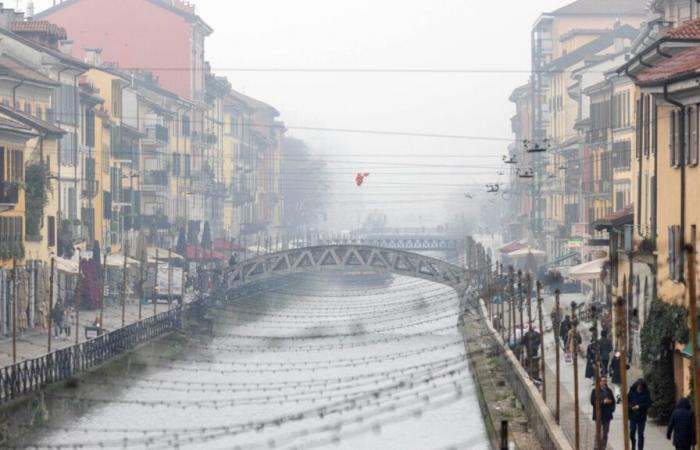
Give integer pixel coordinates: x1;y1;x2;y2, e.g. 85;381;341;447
682;333;700;358
106;253;140;268
186;245;225;261
55;257;79;274
568;258;608;281
498;241;527;254
508;247;546;258
147;247;185;262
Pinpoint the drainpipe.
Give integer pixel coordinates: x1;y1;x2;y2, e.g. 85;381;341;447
11;80;24;108
664;82;686;282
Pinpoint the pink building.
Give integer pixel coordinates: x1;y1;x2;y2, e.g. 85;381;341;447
37;0;212;101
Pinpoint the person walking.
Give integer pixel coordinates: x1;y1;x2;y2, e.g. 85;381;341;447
598;330;613;376
52;301;63;338
63;306;73;338
667;397;696;450
628;379;652;450
559;315;571;350
585;342;596;382
590;376;615;450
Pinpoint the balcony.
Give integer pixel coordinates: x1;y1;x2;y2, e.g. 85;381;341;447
0;181;19;210
81;179;99;199
143;125;169;146
142;170;169;191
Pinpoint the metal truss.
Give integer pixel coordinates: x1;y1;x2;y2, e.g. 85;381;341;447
318;238;461;251
226;245;469;291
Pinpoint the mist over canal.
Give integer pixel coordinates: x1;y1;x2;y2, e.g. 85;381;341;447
16;271;487;450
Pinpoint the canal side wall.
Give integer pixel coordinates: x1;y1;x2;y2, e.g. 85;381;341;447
0;299;207;445
477;300;572;450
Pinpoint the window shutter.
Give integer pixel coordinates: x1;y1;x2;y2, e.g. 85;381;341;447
636;97;643;160
651;98;657;155
689;105;700;166
669;225;676;281
644;95;651;156
671;110;678;167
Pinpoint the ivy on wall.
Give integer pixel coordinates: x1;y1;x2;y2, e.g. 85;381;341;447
640;296;689;422
24;162;50;239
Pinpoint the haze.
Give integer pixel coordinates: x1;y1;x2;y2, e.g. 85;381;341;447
30;0;571;230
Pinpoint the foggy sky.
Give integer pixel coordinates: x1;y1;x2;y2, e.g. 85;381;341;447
31;0;572;231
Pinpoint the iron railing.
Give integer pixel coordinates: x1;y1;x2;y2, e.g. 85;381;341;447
0;303;193;404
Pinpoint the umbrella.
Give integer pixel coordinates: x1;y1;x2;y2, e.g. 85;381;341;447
568;258;608;281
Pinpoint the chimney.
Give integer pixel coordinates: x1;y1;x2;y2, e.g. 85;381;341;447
58;39;73;55
84;47;102;67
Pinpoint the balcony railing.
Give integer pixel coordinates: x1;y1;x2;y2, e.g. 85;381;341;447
142;170;169;190
81;179;99;199
0;181;19;205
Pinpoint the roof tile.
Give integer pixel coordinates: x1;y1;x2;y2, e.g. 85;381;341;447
636;45;700;84
10;20;67;40
665;17;700;40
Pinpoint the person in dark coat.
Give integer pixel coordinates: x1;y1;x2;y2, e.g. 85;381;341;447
610;352;626;385
559;315;571;349
628;379;652;450
667;397;696;450
590;376;615;450
585;343;596;380
598;330;613;376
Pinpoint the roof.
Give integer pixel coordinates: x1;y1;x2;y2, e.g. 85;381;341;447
10;20;67;40
552;0;646;16
0;104;66;137
546;25;639;71
36;0;213;35
0;54;58;86
664;16;700;40
592;207;633;230
228;89;280;116
0;116;37;138
0;27;90;70
635;45;700;85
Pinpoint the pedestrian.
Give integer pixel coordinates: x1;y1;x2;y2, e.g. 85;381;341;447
52;301;63;338
590;375;616;450
609;351;629;401
559;315;571;349
585;342;596;381
567;323;582;358
667;397;696;450
550;305;561;341
598;330;613;376
521;325;541;378
63;306;73;338
628;379;652;450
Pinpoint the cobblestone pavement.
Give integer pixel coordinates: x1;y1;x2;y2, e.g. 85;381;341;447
537;293;672;450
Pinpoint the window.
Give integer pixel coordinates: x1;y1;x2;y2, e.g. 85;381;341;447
636;97;643;160
60;133;77;166
644;95;651;156
103;191;112;220
84;109;95;147
184;154;192;177
690;105;699;166
24;102;31;115
671;109;682;167
111;80;122;118
54;84;78;125
182;114;191;137
48;216;55;247
172;153;181;176
613;140;631;170
669;225;683;281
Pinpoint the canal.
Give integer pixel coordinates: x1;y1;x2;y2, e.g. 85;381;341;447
15;268;488;449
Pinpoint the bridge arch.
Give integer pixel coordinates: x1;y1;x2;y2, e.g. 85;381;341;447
226;245;470;292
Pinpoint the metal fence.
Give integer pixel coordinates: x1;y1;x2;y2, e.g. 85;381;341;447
0;303;190;405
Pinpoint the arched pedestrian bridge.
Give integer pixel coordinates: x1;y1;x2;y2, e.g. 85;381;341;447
226;245;471;291
319;236;462;251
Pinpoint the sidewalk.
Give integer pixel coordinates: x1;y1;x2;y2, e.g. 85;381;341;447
0;298;178;368
537;292;672;450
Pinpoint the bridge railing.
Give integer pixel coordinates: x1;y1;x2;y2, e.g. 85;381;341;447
0;301;198;405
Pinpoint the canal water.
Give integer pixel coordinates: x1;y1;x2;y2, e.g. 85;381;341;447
17;269;488;449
